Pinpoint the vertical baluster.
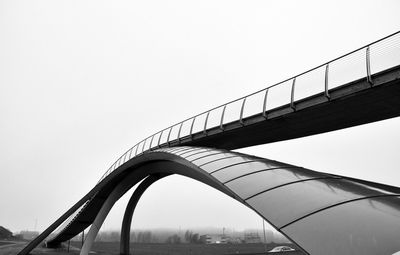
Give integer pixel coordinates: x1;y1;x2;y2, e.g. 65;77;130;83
177;122;183;143
239;98;247;125
203;112;210;134
167;127;173;145
123;152;128;164
366;46;373;85
128;147;133;160
157;131;163;148
262;89;269;118
220;105;226;130
189;117;196;138
325;64;330;99
135;143;139;156
141;139;146;153
290;78;296;110
149;135;155;150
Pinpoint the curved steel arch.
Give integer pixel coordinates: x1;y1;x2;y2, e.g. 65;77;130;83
19;146;400;255
120;174;167;255
16;32;400;255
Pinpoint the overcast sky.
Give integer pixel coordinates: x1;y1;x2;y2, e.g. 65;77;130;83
1;0;400;234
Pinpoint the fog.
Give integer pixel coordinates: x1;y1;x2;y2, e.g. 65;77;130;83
1;0;400;234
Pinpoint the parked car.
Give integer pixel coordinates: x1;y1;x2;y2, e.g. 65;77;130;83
267;246;295;253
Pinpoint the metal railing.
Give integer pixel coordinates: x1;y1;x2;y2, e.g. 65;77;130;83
46;31;400;242
47;200;90;241
99;31;400;183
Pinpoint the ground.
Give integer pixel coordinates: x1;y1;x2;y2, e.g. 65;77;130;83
0;241;304;255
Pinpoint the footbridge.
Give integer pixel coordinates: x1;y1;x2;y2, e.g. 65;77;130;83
19;31;400;255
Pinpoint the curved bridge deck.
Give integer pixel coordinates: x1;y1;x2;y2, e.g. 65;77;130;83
45;147;400;255
18;31;400;255
174;65;400;150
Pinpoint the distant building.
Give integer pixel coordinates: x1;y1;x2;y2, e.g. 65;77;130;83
200;234;228;244
244;232;261;244
0;226;13;239
19;230;39;240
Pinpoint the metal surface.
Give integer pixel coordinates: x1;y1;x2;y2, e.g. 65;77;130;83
262;89;269;118
21;146;400;255
204;111;210;134
324;64;330;98
135;143;140;155
97;31;400;184
246;177;396;228
366;46;373;84
193;152;242;167
226;167;326;199
180;148;211;159
290;78;296;110
166;127;172;144
120;174;168;255
282;196;400;255
141;140;146;152
19;31;400;255
157;130;162;147
240;98;247;125
177;122;183;141
187;150;226;162
200;156;252;171
189;116;196;137
149;135;155;149
212;161;292;182
220;104;226;130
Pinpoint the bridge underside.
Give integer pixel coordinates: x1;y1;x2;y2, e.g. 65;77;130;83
175;65;400;150
21;146;400;255
18;64;400;255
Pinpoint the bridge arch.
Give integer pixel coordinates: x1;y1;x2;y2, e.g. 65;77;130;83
17;31;400;255
20;146;400;255
119;174;166;255
78;148;247;255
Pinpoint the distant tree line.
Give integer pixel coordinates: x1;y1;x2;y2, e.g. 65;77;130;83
131;231;154;243
164;230;201;244
184;230;200;244
93;228;288;244
165;234;181;244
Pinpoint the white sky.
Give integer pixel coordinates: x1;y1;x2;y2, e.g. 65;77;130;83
1;0;400;234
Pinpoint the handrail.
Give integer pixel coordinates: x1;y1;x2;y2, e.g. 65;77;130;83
98;30;400;183
51;30;400;240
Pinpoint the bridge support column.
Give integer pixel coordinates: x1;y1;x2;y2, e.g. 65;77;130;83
120;174;167;255
79;172;149;255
